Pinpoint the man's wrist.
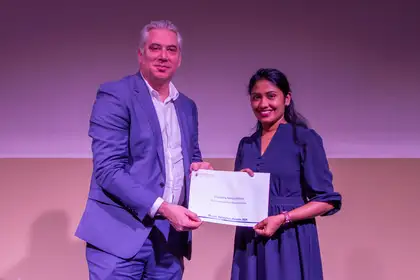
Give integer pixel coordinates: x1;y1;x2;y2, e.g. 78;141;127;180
149;197;164;217
157;201;170;217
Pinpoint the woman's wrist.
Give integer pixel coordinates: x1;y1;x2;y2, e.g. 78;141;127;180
280;211;292;225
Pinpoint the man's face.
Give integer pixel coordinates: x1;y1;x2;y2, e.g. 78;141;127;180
138;28;181;83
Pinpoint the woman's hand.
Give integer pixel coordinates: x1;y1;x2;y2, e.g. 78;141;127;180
241;168;285;237
254;214;285;237
240;168;254;177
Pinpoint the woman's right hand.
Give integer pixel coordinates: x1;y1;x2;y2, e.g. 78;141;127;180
240;168;254;177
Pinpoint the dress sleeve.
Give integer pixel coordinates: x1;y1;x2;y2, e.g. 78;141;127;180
300;129;342;216
234;138;245;172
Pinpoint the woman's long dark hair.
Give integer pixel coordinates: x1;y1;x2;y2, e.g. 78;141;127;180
248;68;309;145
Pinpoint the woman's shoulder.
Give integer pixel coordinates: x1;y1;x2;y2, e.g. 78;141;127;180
235;131;259;153
295;125;325;147
237;136;255;149
241;130;259;143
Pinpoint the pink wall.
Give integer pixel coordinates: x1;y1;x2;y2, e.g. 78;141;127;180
1;0;419;158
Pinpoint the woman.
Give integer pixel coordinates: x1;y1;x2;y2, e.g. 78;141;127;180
231;68;342;280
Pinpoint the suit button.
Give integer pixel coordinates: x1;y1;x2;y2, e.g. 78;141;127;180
160;182;165;187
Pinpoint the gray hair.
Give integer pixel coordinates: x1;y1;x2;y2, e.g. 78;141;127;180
138;20;183;52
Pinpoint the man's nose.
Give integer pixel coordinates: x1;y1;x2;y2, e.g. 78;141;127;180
159;49;169;60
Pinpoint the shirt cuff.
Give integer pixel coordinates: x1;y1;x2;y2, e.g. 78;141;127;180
149;197;164;217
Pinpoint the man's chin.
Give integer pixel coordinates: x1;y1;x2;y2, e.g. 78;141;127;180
152;71;172;81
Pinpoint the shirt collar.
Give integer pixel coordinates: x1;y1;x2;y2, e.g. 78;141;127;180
141;73;179;102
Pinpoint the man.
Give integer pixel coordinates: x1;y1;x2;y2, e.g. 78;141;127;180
75;20;212;279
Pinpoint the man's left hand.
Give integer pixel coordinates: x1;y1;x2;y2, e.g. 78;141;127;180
190;161;213;173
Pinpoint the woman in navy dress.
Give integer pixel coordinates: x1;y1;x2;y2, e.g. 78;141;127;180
231;68;342;280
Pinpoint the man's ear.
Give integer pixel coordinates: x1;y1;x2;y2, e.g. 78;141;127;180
178;53;182;68
137;48;143;63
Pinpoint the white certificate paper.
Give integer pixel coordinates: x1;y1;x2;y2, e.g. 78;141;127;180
188;169;270;227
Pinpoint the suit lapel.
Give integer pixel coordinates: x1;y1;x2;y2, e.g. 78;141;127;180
174;97;191;179
133;74;166;180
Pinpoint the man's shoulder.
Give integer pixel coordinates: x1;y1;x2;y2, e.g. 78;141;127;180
98;73;141;97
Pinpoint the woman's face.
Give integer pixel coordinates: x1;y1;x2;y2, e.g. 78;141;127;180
250;79;291;128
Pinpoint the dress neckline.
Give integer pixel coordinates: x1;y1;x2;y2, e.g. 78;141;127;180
256;123;290;157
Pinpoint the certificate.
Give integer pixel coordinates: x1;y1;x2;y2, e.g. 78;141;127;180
188;169;270;227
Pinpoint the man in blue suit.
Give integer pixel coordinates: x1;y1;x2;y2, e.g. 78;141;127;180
75;20;213;279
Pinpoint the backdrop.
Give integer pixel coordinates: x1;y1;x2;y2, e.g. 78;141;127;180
1;0;419;158
1;0;419;279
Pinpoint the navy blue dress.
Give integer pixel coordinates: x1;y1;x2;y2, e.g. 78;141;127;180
230;123;342;280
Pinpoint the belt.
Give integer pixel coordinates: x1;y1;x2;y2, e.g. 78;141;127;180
269;196;306;206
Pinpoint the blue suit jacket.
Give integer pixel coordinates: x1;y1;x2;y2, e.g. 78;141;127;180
75;72;203;259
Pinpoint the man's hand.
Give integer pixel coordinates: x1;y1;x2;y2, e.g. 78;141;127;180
157;202;202;231
190;161;213;172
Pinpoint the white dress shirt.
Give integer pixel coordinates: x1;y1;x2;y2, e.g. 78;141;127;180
141;77;185;217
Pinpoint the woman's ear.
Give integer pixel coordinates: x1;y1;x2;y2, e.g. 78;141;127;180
285;92;292;106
